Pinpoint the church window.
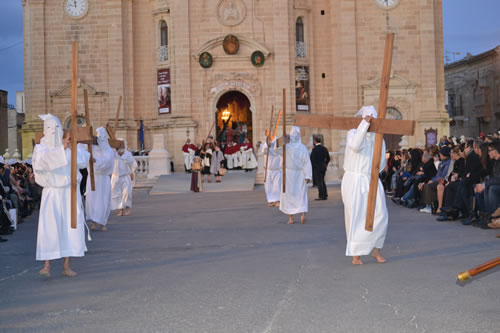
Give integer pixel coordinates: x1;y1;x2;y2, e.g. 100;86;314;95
296;17;306;58
159;20;168;62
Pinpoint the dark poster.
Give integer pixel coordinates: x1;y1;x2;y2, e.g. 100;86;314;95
295;66;310;112
158;69;171;114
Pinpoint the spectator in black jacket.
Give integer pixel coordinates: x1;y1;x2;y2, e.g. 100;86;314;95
310;135;330;200
474;140;500;228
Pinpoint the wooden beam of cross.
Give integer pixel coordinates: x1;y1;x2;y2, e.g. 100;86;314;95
282;89;287;193
295;33;415;232
105;96;125;150
70;41;79;229
217;114;232;143
264;106;274;183
83;89;96;191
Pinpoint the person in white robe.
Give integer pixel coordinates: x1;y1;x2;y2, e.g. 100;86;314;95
86;127;115;232
240;139;258;171
279;126;312;224
263;138;281;207
341;106;388;265
33;114;90;277
111;141;137;216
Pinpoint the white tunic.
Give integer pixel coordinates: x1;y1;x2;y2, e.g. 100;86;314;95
341;119;388;256
33;145;90;261
111;151;137;210
85;144;115;225
241;147;258;169
263;141;281;203
279;137;312;215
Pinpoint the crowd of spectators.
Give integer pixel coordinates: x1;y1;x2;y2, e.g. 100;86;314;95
0;157;41;242
385;133;500;237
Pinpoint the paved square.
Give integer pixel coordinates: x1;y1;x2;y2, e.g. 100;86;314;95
1;186;499;332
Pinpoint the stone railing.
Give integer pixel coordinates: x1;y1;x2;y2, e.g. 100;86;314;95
134;156;150;179
159;45;169;62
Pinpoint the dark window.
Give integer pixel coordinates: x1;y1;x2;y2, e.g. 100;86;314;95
160;20;168;46
296;18;304;43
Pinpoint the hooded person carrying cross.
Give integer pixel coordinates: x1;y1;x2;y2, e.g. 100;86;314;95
341;106;388;265
33;114;90;277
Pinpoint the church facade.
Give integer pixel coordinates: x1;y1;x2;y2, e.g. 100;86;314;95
22;0;449;168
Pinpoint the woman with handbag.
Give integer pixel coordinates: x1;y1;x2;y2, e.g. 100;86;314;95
190;156;203;192
200;143;213;183
210;145;226;183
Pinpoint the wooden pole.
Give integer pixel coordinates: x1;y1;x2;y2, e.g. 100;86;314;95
457;257;500;282
264;106;274;183
282;89;286;193
206;119;216;143
113;96;122;135
83;89;95;191
70;41;78;229
365;33;394;232
271;110;282;141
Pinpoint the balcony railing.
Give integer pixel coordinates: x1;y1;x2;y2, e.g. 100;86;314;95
159;45;169;62
296;41;306;58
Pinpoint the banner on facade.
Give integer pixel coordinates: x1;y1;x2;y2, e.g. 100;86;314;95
295;66;310;112
158;69;171;114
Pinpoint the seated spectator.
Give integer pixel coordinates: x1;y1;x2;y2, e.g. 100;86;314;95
418;146;452;213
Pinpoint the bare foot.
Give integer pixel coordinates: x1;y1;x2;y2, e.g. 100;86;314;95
301;215;307;224
39;267;50;277
62;269;77;277
275;202;280;207
125;208;130;216
352;257;363;265
90;222;97;231
287;219;294;224
101;225;108;232
267;203;274;207
117;210;123;216
371;248;387;263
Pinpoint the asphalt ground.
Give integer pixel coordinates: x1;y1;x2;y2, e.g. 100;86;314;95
1;186;499;333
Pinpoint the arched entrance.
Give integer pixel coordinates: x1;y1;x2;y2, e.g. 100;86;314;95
216;91;252;144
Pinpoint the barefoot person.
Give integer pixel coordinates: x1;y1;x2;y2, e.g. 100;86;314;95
33;114;90;277
86;127;115;232
341;106;388;265
111;141;137;217
279;126;312;224
263;137;281;207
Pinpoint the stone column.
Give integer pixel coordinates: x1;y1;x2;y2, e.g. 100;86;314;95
148;133;171;179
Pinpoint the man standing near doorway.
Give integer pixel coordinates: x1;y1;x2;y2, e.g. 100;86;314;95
310;135;330;201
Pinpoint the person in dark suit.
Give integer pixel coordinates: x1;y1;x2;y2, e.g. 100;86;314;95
310;135;330;200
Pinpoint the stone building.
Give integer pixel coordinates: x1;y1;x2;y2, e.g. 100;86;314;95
445;46;500;137
22;0;449;168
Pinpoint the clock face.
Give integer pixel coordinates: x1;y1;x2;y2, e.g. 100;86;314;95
65;0;89;19
375;0;400;9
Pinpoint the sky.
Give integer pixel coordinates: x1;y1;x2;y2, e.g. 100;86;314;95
1;0;500;107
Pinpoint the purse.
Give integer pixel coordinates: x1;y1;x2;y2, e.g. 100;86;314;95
192;161;202;172
219;167;228;176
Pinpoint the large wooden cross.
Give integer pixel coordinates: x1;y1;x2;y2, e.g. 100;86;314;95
105;96;125;149
295;33;415;232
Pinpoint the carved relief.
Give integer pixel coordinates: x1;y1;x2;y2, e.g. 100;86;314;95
217;0;246;27
207;72;262;98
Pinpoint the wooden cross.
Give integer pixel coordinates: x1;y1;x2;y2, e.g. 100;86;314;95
295;33;415;232
263;106;274;183
263;107;283;183
105;96;125;149
218;114;232;143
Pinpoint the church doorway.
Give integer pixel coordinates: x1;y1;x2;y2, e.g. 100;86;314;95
216;91;252;144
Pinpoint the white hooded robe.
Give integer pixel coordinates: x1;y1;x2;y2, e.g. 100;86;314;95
279;126;312;215
111;145;137;210
341;106;388;256
263;139;282;203
33;114;90;261
85;127;115;226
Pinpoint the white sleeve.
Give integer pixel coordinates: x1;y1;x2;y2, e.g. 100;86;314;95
346;120;370;152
